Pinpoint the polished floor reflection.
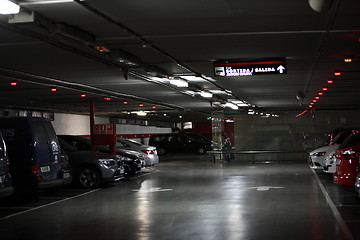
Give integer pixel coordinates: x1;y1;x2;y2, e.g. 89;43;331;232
0;156;352;240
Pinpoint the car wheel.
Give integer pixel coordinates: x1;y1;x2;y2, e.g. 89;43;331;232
197;147;206;154
78;166;101;188
157;148;166;155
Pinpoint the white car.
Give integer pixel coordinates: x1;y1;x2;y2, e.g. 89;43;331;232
116;138;159;166
309;144;339;170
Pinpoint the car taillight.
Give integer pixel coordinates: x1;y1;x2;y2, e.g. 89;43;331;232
341;150;356;155
141;150;155;155
31;165;42;180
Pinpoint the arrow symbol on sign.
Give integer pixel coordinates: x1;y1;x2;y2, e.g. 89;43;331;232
277;65;286;73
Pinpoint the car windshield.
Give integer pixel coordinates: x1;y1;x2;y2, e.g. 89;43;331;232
331;131;351;145
339;133;360;149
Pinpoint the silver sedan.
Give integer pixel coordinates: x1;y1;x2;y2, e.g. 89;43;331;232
115;138;159;166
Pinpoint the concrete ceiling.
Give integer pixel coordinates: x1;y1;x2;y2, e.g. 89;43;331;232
0;0;359;122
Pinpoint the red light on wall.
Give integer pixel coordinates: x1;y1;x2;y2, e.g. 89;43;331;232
104;97;111;101
344;58;352;63
123;101;128;105
10;82;17;86
334;71;341;76
327;79;333;84
322;87;328;91
152;105;156;109
139;103;144;107
51;88;57;92
80;94;86;98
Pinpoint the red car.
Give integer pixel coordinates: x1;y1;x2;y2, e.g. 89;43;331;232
333;130;360;185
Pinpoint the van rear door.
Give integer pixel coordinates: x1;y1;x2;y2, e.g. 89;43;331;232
30;120;61;181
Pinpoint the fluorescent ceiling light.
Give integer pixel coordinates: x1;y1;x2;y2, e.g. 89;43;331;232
199;91;213;98
184;90;196;96
20;0;74;5
170;79;188;87
180;76;206;82
224;103;239;110
0;0;20;14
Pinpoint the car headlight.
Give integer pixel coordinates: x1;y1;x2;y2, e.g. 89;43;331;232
312;151;326;157
99;159;116;166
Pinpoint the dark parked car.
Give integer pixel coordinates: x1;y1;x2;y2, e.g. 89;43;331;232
0;131;13;198
0;117;71;196
58;138;125;188
58;135;143;176
149;133;213;155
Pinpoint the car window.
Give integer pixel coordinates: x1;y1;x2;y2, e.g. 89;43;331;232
73;139;90;151
30;121;48;145
115;141;127;147
58;138;77;152
340;133;360;149
125;139;143;146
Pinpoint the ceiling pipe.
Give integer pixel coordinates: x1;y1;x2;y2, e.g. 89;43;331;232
73;0;249;107
0;67;188;111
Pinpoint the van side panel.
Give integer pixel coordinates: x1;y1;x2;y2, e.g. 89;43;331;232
0;118;36;192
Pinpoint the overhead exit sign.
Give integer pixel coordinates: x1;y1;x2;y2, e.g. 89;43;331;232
213;58;287;77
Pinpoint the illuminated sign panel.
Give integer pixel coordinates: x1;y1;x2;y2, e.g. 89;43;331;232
214;58;287;77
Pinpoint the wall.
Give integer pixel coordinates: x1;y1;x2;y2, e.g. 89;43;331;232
52;113;173;144
233;110;360;162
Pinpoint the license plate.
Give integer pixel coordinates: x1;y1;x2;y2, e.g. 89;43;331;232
40;166;50;173
63;172;71;178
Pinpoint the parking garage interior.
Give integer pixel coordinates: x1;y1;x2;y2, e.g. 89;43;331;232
1;0;360;239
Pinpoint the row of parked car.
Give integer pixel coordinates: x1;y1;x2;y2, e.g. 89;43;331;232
309;128;360;197
0;117;160;199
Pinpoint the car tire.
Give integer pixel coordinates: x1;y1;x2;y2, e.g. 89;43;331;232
157;148;166;155
78;166;101;188
197;147;206;154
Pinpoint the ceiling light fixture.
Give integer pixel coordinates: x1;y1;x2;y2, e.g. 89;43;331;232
199;91;213;98
123;101;128;105
51;88;57;92
10;81;17;86
104;97;111;101
80;94;86;97
224;102;239;110
322;87;328;91
318;92;323;96
344;58;352;63
136;111;147;116
169;79;189;87
327;79;333;84
0;0;20;14
334;71;341;76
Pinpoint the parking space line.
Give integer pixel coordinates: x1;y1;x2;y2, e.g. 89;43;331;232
0;207;32;210
0;188;100;221
311;168;355;240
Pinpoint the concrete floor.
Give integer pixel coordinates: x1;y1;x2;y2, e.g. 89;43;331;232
0;156;353;240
